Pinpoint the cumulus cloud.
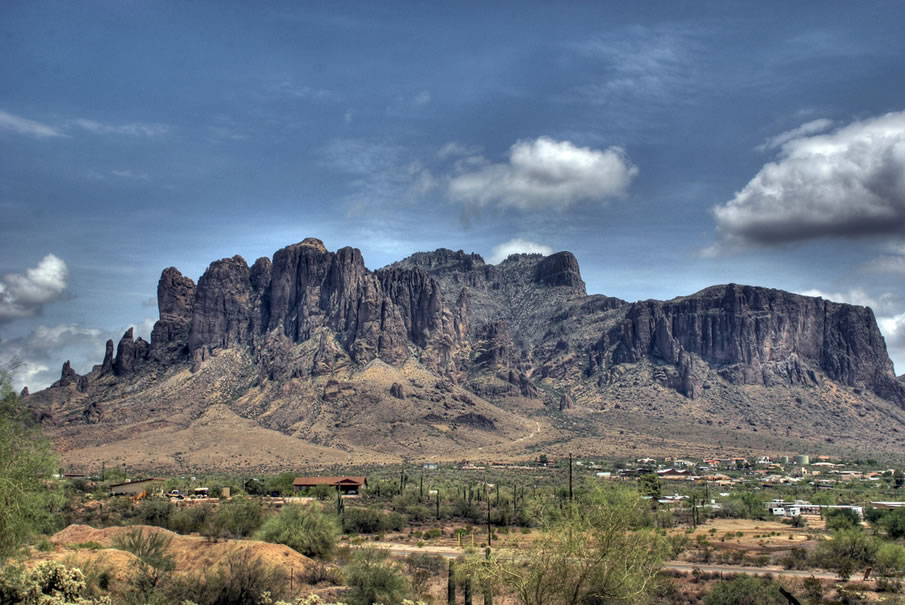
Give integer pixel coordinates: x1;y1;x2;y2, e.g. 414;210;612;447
0;109;65;138
487;238;554;264
70;119;169;137
879;313;905;346
448;137;638;211
0;317;157;391
0;324;104;390
0;255;69;322
796;288;901;316
755;118;834;151
710;110;905;252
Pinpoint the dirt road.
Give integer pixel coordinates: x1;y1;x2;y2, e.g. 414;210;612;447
366;542;849;582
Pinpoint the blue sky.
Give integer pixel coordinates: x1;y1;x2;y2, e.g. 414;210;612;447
3;1;905;390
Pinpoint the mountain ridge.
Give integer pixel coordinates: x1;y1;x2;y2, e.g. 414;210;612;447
24;238;905;470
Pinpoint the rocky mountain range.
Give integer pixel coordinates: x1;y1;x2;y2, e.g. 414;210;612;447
26;238;905;471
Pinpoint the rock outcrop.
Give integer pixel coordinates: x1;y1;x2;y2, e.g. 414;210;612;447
588;284;904;403
31;237;905;461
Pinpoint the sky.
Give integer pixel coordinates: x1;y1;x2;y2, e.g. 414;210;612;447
3;2;905;390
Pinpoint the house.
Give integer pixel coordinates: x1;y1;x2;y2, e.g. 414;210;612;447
109;478;165;497
292;476;367;495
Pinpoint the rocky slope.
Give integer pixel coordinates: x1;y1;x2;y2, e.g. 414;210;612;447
25;238;905;470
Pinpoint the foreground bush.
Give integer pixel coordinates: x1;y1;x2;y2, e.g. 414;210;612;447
164;550;287;605
257;504;339;559
0;560;112;604
1;370;63;560
703;575;787;605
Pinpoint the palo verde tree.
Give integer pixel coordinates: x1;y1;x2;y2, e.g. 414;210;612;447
0;366;62;561
476;485;668;605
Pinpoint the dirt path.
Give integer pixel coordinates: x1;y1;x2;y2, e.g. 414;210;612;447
365;541;851;582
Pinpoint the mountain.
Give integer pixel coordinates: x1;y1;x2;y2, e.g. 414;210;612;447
25;238;905;471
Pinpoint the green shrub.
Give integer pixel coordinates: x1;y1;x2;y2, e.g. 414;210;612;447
344;547;410;605
35;537;55;552
813;529;880;580
883;508;905;540
257;504;339;559
404;553;444;597
135;499;173;528
703;575;787;605
0;560;112;604
167;503;214;535
112;527;173;569
206;496;263;539
164;550;287;605
825;507;861;531
342;507;404;534
875;542;905;582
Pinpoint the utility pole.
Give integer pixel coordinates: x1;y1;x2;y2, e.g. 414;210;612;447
569;453;573;503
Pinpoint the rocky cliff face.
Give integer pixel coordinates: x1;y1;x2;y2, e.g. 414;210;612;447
29;238;905;467
143;238;466;380
583;284;904;402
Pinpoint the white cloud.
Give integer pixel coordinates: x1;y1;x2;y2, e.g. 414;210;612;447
796;288;901;316
710;110;905;252
129;317;156;341
488;238;554;264
0;323;104;391
565;25;699;109
755;118;834;151
111;169;152;182
864;256;905;274
0;317;157;391
70;119;169;137
862;244;905;275
0;255;69;322
0;109;65;138
437;142;482;159
447;137;638;211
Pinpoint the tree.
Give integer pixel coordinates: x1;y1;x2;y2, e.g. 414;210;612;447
882;507;905;540
874;542;905;590
813;529;880;580
483;487;667;604
825;507;861;531
637;474;662;500
344;547;410;605
256;503;339;559
0;367;62;561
